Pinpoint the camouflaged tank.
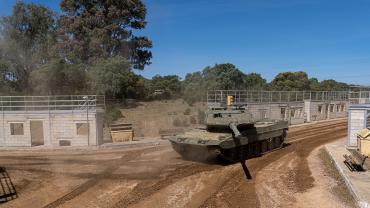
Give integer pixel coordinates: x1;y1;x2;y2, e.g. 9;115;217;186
169;106;288;162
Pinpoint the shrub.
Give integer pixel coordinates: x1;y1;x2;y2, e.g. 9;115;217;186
184;108;191;115
197;109;206;124
190;116;197;124
105;106;123;125
173;118;182;127
182;118;190;127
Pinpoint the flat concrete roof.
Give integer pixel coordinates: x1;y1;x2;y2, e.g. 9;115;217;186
349;104;370;110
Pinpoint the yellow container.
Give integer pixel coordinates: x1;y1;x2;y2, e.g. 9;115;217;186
357;128;370;156
111;130;133;142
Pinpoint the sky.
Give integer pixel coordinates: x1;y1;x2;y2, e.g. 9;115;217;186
1;0;370;85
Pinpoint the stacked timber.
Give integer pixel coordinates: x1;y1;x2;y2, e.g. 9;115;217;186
110;123;134;142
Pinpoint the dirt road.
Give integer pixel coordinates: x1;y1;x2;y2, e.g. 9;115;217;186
0;119;351;208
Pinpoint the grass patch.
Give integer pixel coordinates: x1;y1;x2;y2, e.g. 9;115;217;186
318;148;355;206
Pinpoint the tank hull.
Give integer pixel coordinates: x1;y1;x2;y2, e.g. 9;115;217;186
169;121;288;162
170;141;220;162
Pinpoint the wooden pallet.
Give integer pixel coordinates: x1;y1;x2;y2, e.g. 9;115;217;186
344;149;368;171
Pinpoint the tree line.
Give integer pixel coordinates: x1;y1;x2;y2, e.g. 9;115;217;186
0;1;349;104
0;0;152;97
154;63;349;104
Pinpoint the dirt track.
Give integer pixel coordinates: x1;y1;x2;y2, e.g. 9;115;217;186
0;119;351;208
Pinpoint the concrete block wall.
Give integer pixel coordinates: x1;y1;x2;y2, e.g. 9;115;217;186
0;114;32;147
348;105;370;148
305;100;348;122
50;113;96;146
247;102;305;125
0;110;104;147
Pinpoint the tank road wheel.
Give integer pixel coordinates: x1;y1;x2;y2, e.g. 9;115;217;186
261;140;268;153
219;148;239;163
267;138;274;151
273;137;281;149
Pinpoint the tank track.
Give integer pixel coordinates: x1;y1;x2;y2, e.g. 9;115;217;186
219;134;285;163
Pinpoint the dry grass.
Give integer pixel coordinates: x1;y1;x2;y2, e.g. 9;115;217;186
318;148;356;206
119;99;206;137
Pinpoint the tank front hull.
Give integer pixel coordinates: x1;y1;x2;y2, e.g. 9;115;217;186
169;140;221;162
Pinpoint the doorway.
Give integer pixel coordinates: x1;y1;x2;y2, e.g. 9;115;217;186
30;121;44;146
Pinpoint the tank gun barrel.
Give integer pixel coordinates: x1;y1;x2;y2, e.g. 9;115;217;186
229;122;242;138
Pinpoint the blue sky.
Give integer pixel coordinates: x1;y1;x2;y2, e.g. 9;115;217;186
2;0;370;85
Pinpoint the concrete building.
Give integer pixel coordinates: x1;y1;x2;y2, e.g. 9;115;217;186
0;96;104;147
246;102;306;125
347;104;370;148
305;100;348;122
207;90;351;125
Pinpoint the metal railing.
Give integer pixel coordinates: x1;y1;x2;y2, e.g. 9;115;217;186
0;95;105;111
207;90;370;105
349;91;370;104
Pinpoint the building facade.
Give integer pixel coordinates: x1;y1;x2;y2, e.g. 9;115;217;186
347;104;370;148
0;96;104;147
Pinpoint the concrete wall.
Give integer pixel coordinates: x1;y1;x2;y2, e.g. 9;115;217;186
348;105;370;148
305;100;348;122
247;102;305;125
0;109;104;147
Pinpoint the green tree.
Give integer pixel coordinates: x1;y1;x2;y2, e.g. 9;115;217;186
244;73;267;90
88;56;146;98
271;71;310;91
58;0;152;69
30;58;87;95
0;2;56;93
319;79;349;91
203;63;245;90
182;71;206;104
309;78;321;91
150;75;182;98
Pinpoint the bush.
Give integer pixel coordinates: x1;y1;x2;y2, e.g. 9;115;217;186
184;108;191;115
197;109;206;124
190;116;197;124
173;118;182;127
105;106;123;125
182;118;190;127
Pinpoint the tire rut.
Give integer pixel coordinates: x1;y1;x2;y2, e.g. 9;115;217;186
43;146;161;208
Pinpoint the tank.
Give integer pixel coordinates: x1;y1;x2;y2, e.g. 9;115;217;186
169;106;288;162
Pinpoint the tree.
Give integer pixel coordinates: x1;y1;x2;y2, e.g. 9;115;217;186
271;71;310;91
203;63;245;90
0;59;18;94
150;75;182;98
309;78;321;91
320;79;349;91
30;58;87;95
244;73;267;90
88;56;145;98
58;0;152;69
182;71;206;104
0;2;56;93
